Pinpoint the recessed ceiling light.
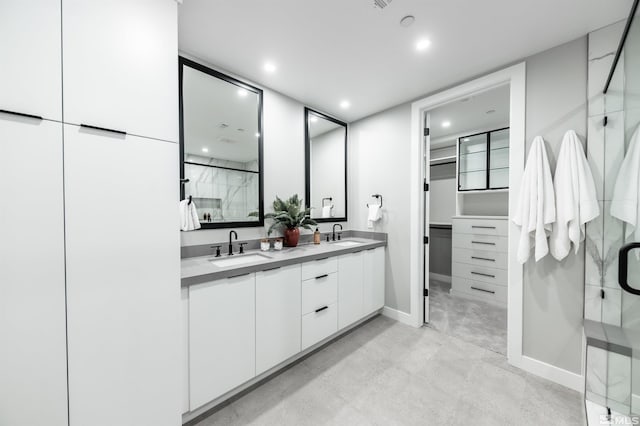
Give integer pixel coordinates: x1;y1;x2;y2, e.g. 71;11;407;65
340;100;350;109
463;138;470;142
486;109;496;114
264;62;277;73
400;15;415;27
416;38;431;51
237;88;248;97
201;147;209;153
255;132;260;137
310;116;318;123
441;121;451;128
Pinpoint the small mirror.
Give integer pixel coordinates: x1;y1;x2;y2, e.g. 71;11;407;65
305;108;347;222
179;57;263;228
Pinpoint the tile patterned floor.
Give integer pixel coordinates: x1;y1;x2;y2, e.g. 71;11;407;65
428;279;508;355
195;315;586;426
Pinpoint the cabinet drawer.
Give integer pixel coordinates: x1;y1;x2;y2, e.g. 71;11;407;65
302;272;338;315
452;233;508;253
301;303;338;350
452;262;507;286
452;248;507;270
452;218;508;236
451;277;507;304
301;257;338;281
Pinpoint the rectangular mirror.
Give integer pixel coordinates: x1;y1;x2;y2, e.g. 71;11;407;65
179;57;264;229
304;108;347;222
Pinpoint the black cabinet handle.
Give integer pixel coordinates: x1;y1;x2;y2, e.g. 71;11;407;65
471;286;495;294
471;241;496;246
0;109;43;120
315;306;329;313
315;257;329;262
262;266;281;272
471;256;495;262
471;271;495;278
227;273;250;279
472;225;496;229
619;243;640;295
315;274;329;280
80;123;127;136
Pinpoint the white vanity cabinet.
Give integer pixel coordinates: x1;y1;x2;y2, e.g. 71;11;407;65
189;274;256;410
338;252;365;329
363;247;386;315
0;0;62;121
256;265;302;374
0;117;68;426
181;288;190;414
62;0;178;142
63;125;181;426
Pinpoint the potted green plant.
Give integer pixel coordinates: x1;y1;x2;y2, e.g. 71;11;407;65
251;194;317;247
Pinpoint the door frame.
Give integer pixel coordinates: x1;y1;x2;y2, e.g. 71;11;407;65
409;63;526;367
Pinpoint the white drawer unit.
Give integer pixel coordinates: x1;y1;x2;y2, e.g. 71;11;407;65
451;277;507;304
302;272;338;315
452;233;508;253
452;247;508;270
301;256;338;281
301;303;338;350
452;217;508;236
453;262;508;286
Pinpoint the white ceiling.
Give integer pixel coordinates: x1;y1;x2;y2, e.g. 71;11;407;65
178;0;631;123
430;84;510;148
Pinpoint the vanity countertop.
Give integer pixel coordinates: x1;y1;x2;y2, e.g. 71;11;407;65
181;237;386;286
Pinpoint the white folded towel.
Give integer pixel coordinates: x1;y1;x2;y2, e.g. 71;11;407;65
611;124;640;246
513;136;556;263
322;205;333;218
549;130;599;260
179;199;201;231
367;204;382;229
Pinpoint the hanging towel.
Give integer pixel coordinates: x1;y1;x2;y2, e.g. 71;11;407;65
513;136;556;263
611;125;640;247
549;130;600;260
322;205;333;218
179;199;201;231
367;204;382;229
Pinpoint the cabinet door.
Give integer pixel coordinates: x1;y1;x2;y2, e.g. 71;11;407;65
363;247;385;315
64;125;181;426
338;252;364;329
181;287;190;414
256;265;301;375
189;275;256;410
0;1;62;121
62;0;178;142
0;117;67;426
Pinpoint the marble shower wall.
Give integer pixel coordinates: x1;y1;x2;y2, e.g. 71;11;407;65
184;154;259;222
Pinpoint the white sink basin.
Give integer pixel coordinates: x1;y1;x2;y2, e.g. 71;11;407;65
332;240;363;247
209;253;271;267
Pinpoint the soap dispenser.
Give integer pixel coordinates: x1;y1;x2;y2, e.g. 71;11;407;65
313;227;321;245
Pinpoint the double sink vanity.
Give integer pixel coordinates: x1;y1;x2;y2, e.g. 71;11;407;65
180;233;387;419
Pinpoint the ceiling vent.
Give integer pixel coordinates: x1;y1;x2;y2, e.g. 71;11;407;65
374;0;392;9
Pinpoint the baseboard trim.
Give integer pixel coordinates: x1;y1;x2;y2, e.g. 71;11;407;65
382;306;416;327
429;273;451;283
516;355;584;392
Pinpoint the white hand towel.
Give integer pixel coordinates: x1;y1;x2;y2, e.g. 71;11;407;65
179;199;201;232
549;130;600;260
611;124;640;246
367;204;382;229
513;136;556;263
322;205;333;218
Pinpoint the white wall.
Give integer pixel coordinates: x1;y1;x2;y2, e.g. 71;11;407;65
347;104;412;312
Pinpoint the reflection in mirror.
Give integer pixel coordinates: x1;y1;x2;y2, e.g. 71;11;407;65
305;108;347;221
179;57;263;228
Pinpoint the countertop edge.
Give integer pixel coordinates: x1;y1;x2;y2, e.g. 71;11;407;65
181;240;387;287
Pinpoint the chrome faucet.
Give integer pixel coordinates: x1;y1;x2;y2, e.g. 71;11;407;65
332;224;343;241
228;230;238;255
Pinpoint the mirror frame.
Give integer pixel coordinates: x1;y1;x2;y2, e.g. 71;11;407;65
304;107;348;223
178;56;264;229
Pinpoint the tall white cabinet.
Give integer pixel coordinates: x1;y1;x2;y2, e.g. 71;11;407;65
1;1;180;425
0;117;68;426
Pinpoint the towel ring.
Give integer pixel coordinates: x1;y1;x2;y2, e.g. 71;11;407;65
367;194;382;208
322;197;333;207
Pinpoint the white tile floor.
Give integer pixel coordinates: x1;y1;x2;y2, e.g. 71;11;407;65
194;315;586;426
